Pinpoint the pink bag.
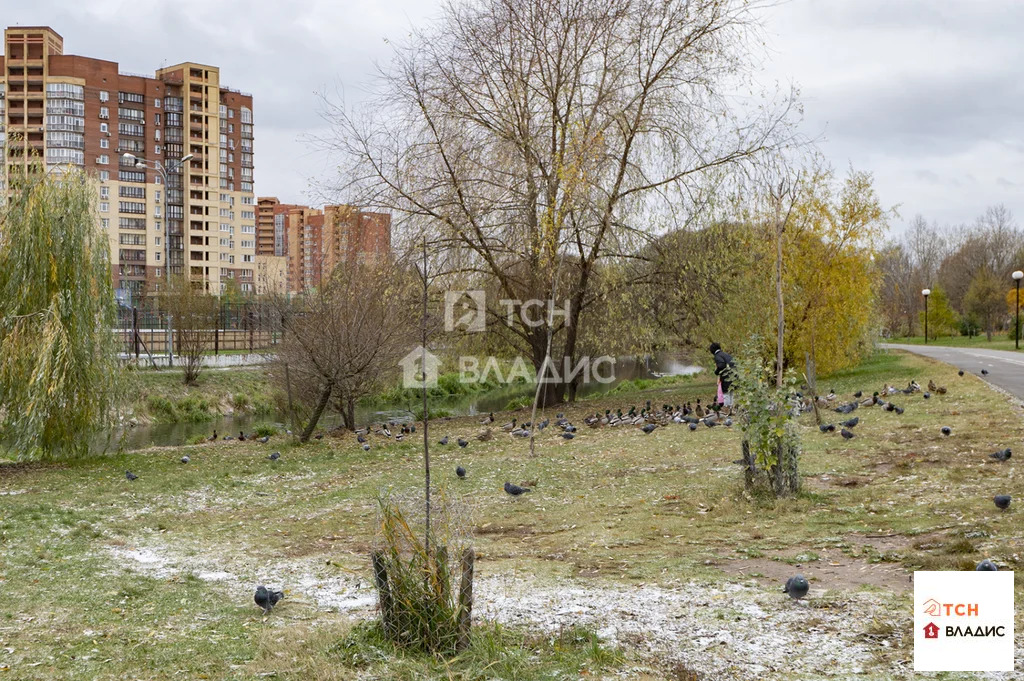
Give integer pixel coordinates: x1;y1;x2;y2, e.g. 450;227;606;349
716;379;724;405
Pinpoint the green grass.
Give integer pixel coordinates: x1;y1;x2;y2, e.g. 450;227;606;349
890;334;1023;351
3;349;1024;679
130;367;281;423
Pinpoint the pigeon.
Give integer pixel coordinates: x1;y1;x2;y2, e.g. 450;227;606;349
357;434;367;444
254;585;284;614
923;392;931;399
456;465;466;479
268;451;280;461
561;432;575;440
958;369;964;376
840;428;855;440
994;495;1011;510
981;369;989;375
504;481;531;496
841;417;859;428
457;438;469;448
976;559;999;571
783;575;809;600
537;419;549;431
439;436;449;446
257;436;270;444
941;426;951;436
989;448;1012;462
180;455;190;464
125;470;138;481
819;423;835;433
510;428;530;438
853;391;863;398
688;422;698;431
362;443;370;451
641;424;657;434
724;418;733;427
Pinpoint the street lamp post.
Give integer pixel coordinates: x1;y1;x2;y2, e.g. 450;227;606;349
1014;271;1023;350
122;152;194;367
922;289;931;344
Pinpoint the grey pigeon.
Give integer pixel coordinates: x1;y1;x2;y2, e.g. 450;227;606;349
457;438;469;448
990;448;1012;462
724;418;733;427
511;428;530;438
819;424;835;433
641;424;657;434
439;436;449;446
923;392;931;399
994;494;1011;510
981;369;989;375
853;391;863;398
840;428;855;440
538;419;549;431
125;470;138;481
783;575;809;600
688;422;698;431
841;417;859;428
268;451;280;461
941;426;951;436
357;434;367;444
180;455;190;464
456;465;466;479
561;432;575;440
362;443;370;451
257;436;270;444
976;559;998;571
504;481;531;496
254;585;284;613
958;370;964;376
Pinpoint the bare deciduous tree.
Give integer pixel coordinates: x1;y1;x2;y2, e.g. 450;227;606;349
272;259;418;442
325;0;796;404
161;276;216;385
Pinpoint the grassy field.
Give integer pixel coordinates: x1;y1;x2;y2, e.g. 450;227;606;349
1;350;1022;679
891;334;1023;351
128;366;281;423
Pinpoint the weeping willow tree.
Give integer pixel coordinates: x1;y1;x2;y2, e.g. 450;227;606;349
0;167;125;460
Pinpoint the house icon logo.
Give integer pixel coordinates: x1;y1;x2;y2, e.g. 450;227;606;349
922;598;942;617
398;346;442;389
923;622;939;639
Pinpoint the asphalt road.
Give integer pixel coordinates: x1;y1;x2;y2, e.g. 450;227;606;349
883;343;1024;401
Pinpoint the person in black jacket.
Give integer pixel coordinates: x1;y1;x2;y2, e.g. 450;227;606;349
709;342;736;413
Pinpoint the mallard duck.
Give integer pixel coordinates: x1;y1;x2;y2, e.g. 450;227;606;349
501;418;517;432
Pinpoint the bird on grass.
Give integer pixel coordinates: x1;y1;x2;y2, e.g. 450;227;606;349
976;559;998;571
538;419;549;431
688;422;698;431
958;370;964;376
357;434;367;444
238;431;247;442
439;436;449;446
314;433;324;440
362;443;370;452
853;391;863;398
923;392;931;399
982;369;989;375
783;575;809;600
994;495;1011;510
504;481;531;496
841;417;859;428
819;424;836;433
841;428;855;440
561;432;575;440
941;426;952;436
990;448;1012;462
501;418;517;432
457;438;469;448
724;418;733;427
456;465;466;479
641;424;657;434
254;585;284;614
268;451;280;461
480;412;494;425
476;428;493;442
180;455;190;464
257;436;270;444
207;430;218;442
125;470;138;481
511;428;530;438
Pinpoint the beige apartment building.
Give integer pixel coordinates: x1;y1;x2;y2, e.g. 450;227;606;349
1;26;285;300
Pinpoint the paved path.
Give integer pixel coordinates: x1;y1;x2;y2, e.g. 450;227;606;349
883;343;1024;401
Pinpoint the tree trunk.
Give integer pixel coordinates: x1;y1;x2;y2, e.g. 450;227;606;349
775;220;785;387
300;382;332;443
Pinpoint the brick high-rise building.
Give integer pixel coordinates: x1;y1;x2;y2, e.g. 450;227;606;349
260;199;391;294
1;26;262;300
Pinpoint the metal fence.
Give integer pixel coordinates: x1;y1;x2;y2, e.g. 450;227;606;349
116;301;284;357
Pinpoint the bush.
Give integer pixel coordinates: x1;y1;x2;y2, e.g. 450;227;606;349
232;393;251;411
252;423;279;438
504;395;533;411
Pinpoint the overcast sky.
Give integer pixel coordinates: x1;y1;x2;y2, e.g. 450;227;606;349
5;0;1022;232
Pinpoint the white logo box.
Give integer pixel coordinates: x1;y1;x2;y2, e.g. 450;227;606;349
914;571;1015;672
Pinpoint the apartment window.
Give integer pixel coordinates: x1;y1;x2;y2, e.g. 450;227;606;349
119;201;146;214
155;206;162;217
155;98;162;109
99;170;110;182
99;90;109;102
119;170;146;183
228;108;234;119
241;210;255;220
241;240;254;249
228;153;234;163
228;123;234;134
101;218;110;229
241;225;255;234
100;186;109;199
219;105;227;116
219;193;229;202
119;233;147;246
155;252;161;261
99;106;109;119
220;223;231;232
241;181;253;193
119;185;145;199
118;91;145;104
155;237;161;246
97;154;109;165
219;208;230;217
240;107;252;124
100;202;109;213
100;122;108;134
46;115;84;132
154;129;161;142
118;107;144;122
242;195;254;205
119;218;146;230
100;138;109;149
155;190;161;202
118;122;145;137
155;145;161;155
220;238;229;246
155;221;162;232
219;134;227;147
243;254;253;263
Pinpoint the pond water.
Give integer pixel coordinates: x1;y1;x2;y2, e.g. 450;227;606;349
115;353;703;450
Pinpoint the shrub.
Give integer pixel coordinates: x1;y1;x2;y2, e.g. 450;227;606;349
252;423;279;438
232;393;251;411
504;395;533;411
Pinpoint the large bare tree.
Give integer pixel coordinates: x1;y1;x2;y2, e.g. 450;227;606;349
326;0;796;404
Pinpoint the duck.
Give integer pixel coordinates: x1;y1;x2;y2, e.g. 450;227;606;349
480;412;494;425
501;418;517;432
207;430;218;442
238;431;247;442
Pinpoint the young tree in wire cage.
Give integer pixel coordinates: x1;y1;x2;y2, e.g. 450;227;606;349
0;167;125;460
